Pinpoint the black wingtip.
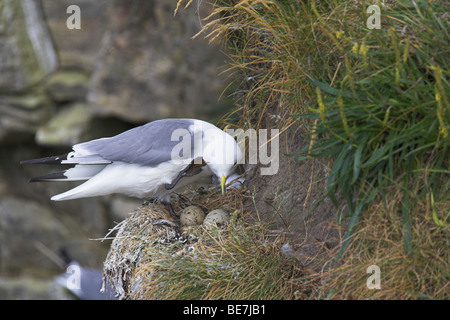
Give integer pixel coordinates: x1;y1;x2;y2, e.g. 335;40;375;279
29;171;68;182
20;154;69;165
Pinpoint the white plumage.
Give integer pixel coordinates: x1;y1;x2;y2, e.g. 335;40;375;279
21;119;242;207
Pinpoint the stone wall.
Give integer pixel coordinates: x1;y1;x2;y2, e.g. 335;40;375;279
0;0;228;299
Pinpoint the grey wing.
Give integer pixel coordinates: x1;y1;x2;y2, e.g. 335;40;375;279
72;119;198;167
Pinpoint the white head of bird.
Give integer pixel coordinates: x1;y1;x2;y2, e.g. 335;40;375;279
202;128;242;194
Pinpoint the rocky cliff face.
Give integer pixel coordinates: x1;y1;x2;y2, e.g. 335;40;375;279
88;0;228;122
0;0;228;299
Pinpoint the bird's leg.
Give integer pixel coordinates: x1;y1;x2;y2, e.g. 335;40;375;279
174;192;209;214
163;200;179;220
153;218;181;237
165;158;206;190
149;198;179;221
161;200;182;237
165;163;192;190
174;192;191;207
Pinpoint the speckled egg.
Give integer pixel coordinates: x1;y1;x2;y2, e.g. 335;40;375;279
203;209;229;227
180;205;206;227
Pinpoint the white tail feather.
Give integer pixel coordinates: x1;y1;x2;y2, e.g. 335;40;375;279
64;165;106;180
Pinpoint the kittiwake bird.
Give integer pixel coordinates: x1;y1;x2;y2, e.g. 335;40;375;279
21;118;242;217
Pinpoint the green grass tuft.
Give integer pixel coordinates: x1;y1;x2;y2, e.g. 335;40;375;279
186;0;449;255
132;215;303;300
176;0;449;299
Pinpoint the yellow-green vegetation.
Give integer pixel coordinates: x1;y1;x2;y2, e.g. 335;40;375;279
131;211;302;300
316;190;449;299
172;0;449;299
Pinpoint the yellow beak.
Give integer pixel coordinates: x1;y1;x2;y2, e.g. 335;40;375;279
220;175;226;195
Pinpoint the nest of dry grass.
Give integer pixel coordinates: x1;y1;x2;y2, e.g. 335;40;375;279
102;185;304;300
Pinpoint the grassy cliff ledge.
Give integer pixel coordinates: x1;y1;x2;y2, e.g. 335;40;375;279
104;1;449;299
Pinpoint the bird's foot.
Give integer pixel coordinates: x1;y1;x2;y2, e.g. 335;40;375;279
165;202;179;220
148;198;180;225
174;192;191;207
152;219;178;228
147;201;182;238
